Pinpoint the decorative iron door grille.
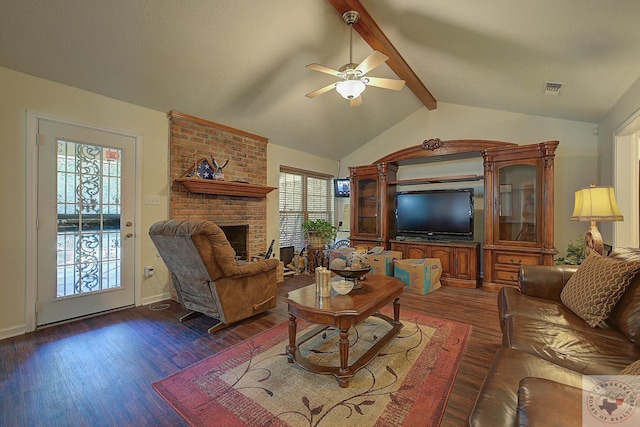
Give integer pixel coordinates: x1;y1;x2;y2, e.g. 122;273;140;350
56;140;123;298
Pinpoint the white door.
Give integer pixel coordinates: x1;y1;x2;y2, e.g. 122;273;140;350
36;119;136;326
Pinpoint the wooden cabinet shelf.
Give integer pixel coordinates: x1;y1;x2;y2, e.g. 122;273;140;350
175;178;277;198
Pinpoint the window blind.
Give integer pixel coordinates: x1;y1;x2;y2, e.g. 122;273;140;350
279;168;334;251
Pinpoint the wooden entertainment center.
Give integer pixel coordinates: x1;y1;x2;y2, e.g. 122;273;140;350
348;139;558;291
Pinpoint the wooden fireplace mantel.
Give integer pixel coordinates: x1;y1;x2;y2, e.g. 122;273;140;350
175;178;277;198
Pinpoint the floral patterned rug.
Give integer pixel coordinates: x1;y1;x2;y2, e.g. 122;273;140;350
153;308;471;427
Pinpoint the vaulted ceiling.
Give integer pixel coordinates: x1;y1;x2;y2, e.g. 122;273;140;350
2;0;640;159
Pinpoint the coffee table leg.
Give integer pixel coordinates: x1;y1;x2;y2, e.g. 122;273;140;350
338;327;350;387
393;297;400;322
287;314;297;363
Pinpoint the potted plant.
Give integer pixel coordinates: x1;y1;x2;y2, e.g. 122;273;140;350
302;219;337;247
555;237;586;265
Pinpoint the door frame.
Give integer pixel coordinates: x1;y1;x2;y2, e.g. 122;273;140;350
614;108;640;248
25;110;143;332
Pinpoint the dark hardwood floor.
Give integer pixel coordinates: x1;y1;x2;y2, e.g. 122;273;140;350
0;276;502;426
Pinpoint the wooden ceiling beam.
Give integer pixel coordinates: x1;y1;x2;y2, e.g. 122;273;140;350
326;0;437;110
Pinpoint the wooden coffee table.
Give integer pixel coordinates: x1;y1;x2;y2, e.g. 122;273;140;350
284;274;404;387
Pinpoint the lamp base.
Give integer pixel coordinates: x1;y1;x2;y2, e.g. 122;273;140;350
585;221;604;256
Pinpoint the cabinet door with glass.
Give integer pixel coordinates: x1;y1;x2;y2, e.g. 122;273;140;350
349;163;397;246
496;160;540;244
482;141;558;291
349;164;380;239
356;175;379;236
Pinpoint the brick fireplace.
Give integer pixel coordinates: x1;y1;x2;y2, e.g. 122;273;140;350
168;111;270;259
219;224;249;260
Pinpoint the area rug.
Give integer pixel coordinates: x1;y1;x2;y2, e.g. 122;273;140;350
153;308;471;427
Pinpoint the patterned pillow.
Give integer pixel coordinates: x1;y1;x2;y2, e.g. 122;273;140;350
560;253;640;327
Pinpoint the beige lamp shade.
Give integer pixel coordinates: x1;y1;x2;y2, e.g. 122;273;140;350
571;185;623;222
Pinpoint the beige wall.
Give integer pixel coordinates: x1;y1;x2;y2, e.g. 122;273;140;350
340;102;599;258
0;67;169;338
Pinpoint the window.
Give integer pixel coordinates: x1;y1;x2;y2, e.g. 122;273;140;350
279;167;334;251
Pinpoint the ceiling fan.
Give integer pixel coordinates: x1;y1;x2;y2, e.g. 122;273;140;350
305;10;406;107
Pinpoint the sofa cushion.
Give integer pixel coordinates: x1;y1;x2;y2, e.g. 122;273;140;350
608;248;640;341
469;348;583;427
516;378;584;427
503;315;640;375
498;286;620;337
560;253;640;327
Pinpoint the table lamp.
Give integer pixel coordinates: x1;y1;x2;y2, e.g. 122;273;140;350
571;184;623;255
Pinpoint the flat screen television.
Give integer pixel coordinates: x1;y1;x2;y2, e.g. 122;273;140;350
334;178;350;198
395;188;474;240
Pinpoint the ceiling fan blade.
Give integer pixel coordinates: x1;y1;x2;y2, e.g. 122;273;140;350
355;51;388;75
366;77;406;91
305;83;336;98
305;63;342;77
350;96;363;107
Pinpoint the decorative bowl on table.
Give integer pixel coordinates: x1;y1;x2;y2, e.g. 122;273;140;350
331;279;355;295
329;267;371;290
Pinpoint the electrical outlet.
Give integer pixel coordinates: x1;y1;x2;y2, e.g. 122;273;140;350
145;195;161;205
144;265;155;278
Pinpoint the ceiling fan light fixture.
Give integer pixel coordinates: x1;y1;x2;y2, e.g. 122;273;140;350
305;9;401;106
336;79;366;99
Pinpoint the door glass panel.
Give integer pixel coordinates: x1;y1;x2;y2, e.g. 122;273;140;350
357;178;378;235
56;140;122;298
498;164;537;242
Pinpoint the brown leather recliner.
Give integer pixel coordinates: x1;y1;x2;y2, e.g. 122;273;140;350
149;219;279;333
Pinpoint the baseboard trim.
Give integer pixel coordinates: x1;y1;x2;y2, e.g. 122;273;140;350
1;294;172;341
0;324;27;341
141;293;171;306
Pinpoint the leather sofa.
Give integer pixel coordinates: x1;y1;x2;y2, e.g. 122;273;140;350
469;248;640;426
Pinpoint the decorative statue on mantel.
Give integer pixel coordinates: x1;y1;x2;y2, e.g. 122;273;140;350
187;156;230;180
211;157;229;181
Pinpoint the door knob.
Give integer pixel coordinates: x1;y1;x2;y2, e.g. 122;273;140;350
125;233;134;238
125;221;133;227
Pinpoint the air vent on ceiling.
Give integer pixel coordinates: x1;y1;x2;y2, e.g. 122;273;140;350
543;82;563;96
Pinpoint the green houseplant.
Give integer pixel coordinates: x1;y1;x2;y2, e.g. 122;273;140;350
555;237;586;265
302;219;337;247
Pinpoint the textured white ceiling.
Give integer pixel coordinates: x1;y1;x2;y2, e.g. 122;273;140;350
1;0;639;159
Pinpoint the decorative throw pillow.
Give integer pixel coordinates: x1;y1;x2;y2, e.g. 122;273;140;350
620;359;640;375
560;253;640;327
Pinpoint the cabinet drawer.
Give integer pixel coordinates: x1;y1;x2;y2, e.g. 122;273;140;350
495;269;519;283
495;252;542;266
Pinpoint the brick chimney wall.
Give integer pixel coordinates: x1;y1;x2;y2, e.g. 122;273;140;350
168;111;270;259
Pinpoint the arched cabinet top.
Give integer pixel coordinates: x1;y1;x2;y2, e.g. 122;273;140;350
374;139;518;165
